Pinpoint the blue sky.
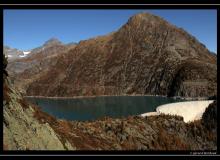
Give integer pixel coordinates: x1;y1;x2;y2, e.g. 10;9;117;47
3;9;217;53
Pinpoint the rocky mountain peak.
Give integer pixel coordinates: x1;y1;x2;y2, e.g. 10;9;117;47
43;38;62;47
127;12;168;26
130;12;159;20
28;38;64;55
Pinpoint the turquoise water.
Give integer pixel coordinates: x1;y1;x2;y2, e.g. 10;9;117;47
26;96;185;121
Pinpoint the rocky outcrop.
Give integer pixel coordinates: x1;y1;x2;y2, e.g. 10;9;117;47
202;100;217;131
3;95;73;150
20;12;216;98
3;54;75;150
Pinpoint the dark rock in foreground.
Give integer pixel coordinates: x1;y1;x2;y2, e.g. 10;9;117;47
202;100;217;131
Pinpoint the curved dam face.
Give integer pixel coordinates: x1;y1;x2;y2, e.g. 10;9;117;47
156;100;214;123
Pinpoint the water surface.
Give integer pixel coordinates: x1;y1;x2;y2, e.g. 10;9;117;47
26;96;185;121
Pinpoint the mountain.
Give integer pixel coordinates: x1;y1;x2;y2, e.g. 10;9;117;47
3;54;217;150
30;38;63;54
66;42;78;48
9;12;217;98
7;38;76;75
6;38;77;94
3;46;31;61
43;38;62;46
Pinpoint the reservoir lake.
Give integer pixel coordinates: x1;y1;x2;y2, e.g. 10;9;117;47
26;96;186;121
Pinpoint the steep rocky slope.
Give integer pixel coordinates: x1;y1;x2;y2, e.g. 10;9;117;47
23;12;216;98
3;54;217;150
3;54;74;150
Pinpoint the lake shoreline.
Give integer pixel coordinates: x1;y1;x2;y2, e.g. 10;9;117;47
25;95;186;121
25;94;214;123
24;94;210;100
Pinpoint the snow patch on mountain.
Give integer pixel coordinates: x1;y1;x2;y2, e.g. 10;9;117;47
23;51;31;55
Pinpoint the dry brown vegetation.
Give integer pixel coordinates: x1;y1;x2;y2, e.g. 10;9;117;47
156;127;189;150
18;98;30;109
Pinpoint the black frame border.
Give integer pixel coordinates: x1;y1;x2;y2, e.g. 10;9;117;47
0;4;219;156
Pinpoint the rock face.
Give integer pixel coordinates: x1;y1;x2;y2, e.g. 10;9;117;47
202;100;217;131
3;54;75;150
17;12;216;98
